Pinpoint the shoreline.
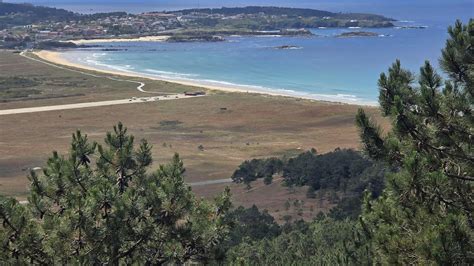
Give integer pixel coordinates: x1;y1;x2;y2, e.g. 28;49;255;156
68;36;170;45
32;50;378;106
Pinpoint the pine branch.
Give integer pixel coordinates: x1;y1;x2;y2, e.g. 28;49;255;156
445;173;474;182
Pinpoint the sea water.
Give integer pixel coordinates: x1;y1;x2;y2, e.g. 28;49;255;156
49;0;472;104
61;24;449;104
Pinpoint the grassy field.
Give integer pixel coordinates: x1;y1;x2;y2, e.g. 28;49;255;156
0;50;387;222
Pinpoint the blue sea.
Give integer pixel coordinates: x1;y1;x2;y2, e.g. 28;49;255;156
30;0;472;104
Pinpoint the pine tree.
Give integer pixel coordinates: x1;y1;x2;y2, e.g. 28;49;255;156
0;122;232;264
356;20;473;264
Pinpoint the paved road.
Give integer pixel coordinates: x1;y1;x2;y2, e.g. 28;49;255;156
0;94;205;116
189;178;233;187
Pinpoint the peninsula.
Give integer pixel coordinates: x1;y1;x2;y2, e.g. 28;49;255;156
0;3;395;48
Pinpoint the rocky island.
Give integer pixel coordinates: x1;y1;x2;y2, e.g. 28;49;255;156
336;31;379;38
274;45;302;50
167;35;225;43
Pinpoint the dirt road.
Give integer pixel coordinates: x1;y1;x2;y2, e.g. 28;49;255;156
0;94;205;115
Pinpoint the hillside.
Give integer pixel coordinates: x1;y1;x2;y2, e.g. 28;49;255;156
171;6;395;29
0;3;395;32
0;3;79;28
171;6;395;22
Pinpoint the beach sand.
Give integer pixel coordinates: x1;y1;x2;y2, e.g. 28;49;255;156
68;35;170;45
33;50;376;106
34;50;275;96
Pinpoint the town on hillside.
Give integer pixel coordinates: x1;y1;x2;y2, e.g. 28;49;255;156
0;4;395;48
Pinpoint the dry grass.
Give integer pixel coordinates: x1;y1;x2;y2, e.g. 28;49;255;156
0;50;388;219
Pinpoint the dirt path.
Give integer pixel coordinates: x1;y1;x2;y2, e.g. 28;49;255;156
0;52;206;115
0;94;205;115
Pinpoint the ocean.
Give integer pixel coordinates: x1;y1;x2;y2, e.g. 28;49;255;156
23;0;473;104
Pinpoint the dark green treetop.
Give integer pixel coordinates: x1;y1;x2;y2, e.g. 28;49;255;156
356;19;473;264
0;122;232;264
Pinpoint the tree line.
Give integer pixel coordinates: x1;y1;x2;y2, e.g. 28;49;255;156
231;148;388;219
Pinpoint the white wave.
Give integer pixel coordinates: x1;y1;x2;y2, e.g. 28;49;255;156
92;53;107;58
144;68;199;78
160;77;377;105
255;35;282;38
84;58;135;72
67;52;377;106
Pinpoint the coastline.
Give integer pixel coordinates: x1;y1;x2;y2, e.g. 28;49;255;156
68;36;170;45
33;50;378;106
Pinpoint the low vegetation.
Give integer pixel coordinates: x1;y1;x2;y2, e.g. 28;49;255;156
0;19;471;265
172;6;394;30
0;76;41;99
167;34;225;43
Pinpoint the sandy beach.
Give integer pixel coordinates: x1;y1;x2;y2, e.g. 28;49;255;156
33;50;311;100
68;35;170;45
33;50;259;95
32;50;376;106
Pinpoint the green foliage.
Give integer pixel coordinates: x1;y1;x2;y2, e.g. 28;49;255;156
0;3;79;29
0;123;232;264
225;205;280;247
172;6;393;22
209;16;392;31
231;157;283;186
263;175;273;185
440;20;474;89
356;20;474;264
209;205;281;263
225;217;372;265
174;7;394;31
34;41;78;50
0;3;129;30
232;149;388;220
283;148;374;190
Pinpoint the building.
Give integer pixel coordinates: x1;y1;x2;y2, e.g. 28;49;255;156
184;91;206;96
141;12;177;21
